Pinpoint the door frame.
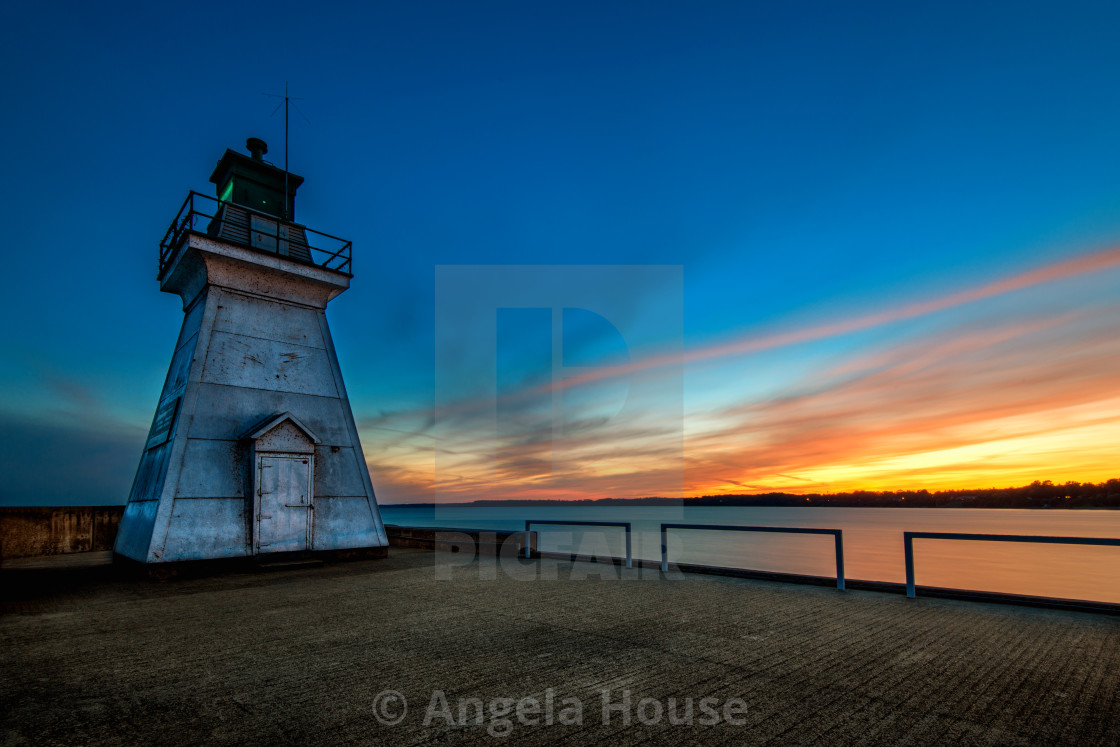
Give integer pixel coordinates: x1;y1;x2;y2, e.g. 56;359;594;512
252;451;315;554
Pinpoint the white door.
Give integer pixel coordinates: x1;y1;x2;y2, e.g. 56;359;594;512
256;455;312;553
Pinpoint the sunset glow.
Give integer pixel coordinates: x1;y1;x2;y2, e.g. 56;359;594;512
363;246;1120;503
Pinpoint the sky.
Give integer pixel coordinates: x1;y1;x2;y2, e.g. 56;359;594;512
1;1;1119;505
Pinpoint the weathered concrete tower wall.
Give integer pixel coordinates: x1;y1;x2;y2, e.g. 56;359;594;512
115;148;387;564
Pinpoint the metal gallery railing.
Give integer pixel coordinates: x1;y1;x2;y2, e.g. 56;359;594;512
524;520;633;569
660;523;846;590
903;531;1120;599
159;191;353;277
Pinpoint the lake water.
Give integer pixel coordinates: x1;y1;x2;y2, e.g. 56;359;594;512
380;506;1120;604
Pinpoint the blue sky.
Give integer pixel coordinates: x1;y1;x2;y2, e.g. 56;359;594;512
3;1;1120;504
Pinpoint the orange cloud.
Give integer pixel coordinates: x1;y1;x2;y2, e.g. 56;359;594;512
364;246;1120;503
684;305;1120;494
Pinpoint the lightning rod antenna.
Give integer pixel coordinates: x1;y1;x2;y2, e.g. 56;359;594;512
284;82;290;219
264;83;309;221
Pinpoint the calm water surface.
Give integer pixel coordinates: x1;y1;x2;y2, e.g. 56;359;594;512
380;506;1120;604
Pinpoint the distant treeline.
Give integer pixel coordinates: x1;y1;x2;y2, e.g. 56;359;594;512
385;479;1120;509
682;479;1120;509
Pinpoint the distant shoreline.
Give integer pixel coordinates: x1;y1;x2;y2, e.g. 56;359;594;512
381;502;1120;509
381;480;1120;510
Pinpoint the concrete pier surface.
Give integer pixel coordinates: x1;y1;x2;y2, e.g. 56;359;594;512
2;548;1117;745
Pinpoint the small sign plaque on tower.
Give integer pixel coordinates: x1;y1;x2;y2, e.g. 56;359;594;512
145;396;180;450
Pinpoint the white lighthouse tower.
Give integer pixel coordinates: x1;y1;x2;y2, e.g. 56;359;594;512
115;139;388;565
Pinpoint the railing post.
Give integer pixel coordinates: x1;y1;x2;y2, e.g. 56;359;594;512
625;525;632;569
904;533;916;598
523;520;632;568
660;525;668;572
834;531;845;590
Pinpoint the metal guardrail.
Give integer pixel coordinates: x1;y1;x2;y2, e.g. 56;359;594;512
661;523;846;590
386;518;1120;609
524;520;633;569
903;531;1120;599
159;191;353;277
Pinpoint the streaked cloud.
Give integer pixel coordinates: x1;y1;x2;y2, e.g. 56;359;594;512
365;246;1120;503
545;244;1120;393
683;304;1120;494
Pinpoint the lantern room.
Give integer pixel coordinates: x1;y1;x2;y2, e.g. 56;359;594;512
209;137;304;220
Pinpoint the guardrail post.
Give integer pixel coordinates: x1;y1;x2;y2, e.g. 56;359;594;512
660;525;669;572
904;533;916;598
834;532;845;590
524;520;632;568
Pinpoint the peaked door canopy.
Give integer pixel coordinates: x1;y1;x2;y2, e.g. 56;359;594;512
243;411;322;444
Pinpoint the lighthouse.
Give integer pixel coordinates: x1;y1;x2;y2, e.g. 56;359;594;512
115;139;388;565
